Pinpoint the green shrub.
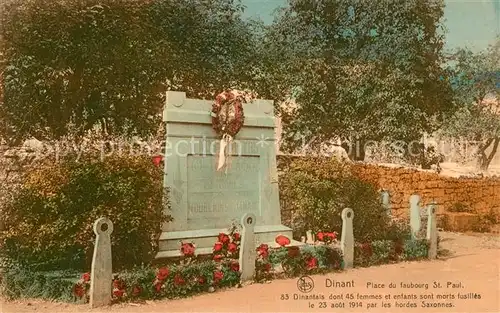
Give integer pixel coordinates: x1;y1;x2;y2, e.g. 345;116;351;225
1;260;241;303
355;238;431;267
113;265;157;300
0;153;170;271
278;156;390;242
113;261;239;300
380;220;412;241
300;245;343;270
472;209;499;233
2;228;241;302
0;264;80;302
354;240;394;267
370;240;394;264
402;239;430;260
267;244;343;278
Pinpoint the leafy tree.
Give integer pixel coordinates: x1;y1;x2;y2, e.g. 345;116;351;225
0;0;259;143
440;39;500;170
262;0;454;160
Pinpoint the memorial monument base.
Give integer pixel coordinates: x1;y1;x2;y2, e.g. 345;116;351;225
155;225;304;259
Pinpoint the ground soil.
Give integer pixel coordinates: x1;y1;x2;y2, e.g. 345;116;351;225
1;231;499;313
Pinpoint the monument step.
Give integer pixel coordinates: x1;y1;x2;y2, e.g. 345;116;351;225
156;225;304;259
155;239;305;259
159;224;292;241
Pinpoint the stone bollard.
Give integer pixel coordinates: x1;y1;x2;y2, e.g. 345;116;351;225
380;190;391;217
239;213;256;283
409;194;422;240
341;208;354;269
306;230;314;244
427;202;438;259
89;218;114;308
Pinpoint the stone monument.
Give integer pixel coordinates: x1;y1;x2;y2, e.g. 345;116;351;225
157;91;298;258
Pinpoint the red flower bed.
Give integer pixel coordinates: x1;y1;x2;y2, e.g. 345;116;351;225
71;230;346;303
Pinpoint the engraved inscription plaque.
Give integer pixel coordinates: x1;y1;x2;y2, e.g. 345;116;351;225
187;155;260;220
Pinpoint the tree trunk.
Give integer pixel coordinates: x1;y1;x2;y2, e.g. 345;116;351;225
477;137;499;171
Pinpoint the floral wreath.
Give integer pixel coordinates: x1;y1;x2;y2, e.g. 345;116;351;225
211;90;254;139
211;90;255;171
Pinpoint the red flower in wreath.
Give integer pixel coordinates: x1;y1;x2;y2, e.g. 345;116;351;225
213;254;224;262
316;232;324;241
232;232;241;241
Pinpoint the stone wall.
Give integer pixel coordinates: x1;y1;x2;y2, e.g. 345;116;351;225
351;163;500;218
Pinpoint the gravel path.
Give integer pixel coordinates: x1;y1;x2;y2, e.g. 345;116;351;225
439;231;500;251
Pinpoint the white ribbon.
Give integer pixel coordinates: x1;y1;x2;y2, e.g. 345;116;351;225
217;134;232;172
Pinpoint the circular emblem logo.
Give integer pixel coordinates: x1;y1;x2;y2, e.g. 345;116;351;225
297;276;314;293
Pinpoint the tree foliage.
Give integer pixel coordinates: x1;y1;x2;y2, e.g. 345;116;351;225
440;39;500;170
262;0;454;159
0;0;260;143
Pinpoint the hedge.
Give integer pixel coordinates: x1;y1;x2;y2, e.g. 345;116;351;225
0;153;170;271
278;156;397;242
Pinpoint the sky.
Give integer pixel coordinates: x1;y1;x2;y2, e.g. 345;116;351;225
242;0;500;52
